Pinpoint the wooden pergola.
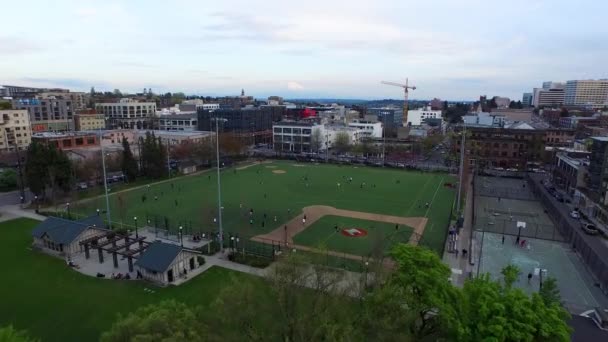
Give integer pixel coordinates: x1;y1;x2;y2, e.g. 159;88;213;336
80;233;151;272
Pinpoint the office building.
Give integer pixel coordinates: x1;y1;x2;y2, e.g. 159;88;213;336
134;130;215;146
407;107;442;126
74;109;105;131
559;115;600;129
12;97;75;132
158;114;198;132
552;151;590;194
368;107;401;129
39;91;87;110
347;120;383;138
95;99;157;129
0;110;32;151
429;98;443;110
542;81;565;90
564;79;608;109
197;108;273;145
522;93;533;107
532;87;565;108
272;122;322;153
267;96;284;105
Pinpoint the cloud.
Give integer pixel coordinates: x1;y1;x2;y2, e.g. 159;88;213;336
287;81;304;90
0;36;43;54
20;77;103;90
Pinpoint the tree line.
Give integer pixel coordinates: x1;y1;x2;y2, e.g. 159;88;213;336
98;244;571;342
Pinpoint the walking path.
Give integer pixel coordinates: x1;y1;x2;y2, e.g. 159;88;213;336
0;204;46;222
442;173;474;286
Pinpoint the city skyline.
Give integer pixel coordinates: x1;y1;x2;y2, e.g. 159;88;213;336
1;0;607;100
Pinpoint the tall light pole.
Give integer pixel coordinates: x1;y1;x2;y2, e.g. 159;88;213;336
456;122;466;214
212;115;227;253
98;121;112;227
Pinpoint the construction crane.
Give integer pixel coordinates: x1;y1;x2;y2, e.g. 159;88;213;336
381;79;416;126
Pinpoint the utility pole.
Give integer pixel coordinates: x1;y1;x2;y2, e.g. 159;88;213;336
166;139;171;177
212;115;227;253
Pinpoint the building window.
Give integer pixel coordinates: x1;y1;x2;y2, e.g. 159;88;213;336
87;138;95;144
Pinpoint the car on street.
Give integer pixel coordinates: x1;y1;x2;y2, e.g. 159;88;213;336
570;211;580;219
581;223;600;235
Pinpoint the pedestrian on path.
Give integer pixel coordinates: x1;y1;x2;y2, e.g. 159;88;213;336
502;235;505;244
302;217;306;225
528;273;533;284
462;249;467;258
455;249;459;257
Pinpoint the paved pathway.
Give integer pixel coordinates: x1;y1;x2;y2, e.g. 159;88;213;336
0;204;45;222
442;173;474;286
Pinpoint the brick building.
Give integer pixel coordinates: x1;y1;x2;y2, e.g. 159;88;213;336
32;132;99;150
453;125;546;170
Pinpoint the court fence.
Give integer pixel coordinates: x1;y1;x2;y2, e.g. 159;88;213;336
527;173;608;295
474;216;567;242
474;177;537;201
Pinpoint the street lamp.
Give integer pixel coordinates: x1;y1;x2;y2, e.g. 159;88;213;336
179;225;183;247
66;202;71;219
96;208;100;216
134;216;138;238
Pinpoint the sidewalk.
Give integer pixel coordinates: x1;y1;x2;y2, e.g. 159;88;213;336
443;173;474;286
0;204;46;222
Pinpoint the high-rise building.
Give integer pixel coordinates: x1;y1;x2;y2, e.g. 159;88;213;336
95;98;157;129
542;81;565;90
532;87;565;108
522;93;533;107
0;110;32;151
564;79;608;109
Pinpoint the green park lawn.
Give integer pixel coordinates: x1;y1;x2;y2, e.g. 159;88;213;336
293;215;413;256
72;161;456;253
0;218;270;342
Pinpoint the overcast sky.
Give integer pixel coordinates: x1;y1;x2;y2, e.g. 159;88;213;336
1;0;607;100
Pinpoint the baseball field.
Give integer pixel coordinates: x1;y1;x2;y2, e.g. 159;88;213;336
72;161;456;255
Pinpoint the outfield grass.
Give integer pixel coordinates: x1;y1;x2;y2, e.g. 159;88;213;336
0;218;269;342
293;215;413;256
72;161;456;253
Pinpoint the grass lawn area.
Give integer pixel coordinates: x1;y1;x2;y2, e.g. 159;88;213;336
293;215;413;256
0;218;269;342
72;161;456;253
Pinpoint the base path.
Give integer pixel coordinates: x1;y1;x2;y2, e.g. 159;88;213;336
252;205;427;246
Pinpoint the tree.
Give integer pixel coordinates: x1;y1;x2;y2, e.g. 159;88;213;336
0;325;38;342
451;268;571;342
0;169;18;191
120;137;138;182
219;133;245;156
501;264;520;288
310;128;323;152
333;132;351;154
207;252;360;341
388;244;460;340
193;140;214;165
101;300;205;342
0;101;11;110
539;277;561;305
140;132;167;179
24;141;73;202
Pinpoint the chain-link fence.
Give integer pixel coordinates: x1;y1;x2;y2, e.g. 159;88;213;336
475;176;536;201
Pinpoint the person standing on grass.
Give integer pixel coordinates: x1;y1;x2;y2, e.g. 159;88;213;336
274;215;277;222
302;217;306;225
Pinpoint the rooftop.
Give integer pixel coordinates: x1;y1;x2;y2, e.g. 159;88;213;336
32;215;105;245
135;241;182;273
32;131;98;138
591;136;608;142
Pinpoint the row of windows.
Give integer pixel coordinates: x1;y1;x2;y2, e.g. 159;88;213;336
273;127;312;134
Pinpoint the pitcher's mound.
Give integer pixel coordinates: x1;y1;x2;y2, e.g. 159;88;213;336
273;170;287;174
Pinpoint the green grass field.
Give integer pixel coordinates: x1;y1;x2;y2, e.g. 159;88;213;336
293;215;413;256
0;218;269;342
72;161;456;253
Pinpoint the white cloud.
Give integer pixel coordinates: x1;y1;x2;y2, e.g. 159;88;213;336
287;81;304;90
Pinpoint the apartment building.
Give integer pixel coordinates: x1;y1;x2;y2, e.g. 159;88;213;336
74;109;105;131
95;99;157;129
0;110;32;151
12;97;74;132
407;107;441;126
197;107;273;145
565;79;608;109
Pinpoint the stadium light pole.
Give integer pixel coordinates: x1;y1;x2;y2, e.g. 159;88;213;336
212;114;228;253
98;120;112;227
456;122;466;214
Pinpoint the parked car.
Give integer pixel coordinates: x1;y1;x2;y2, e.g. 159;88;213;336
554;193;564;202
570;211;580;219
581;223;600;235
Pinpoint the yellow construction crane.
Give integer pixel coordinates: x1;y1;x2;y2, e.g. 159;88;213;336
381;78;416;126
